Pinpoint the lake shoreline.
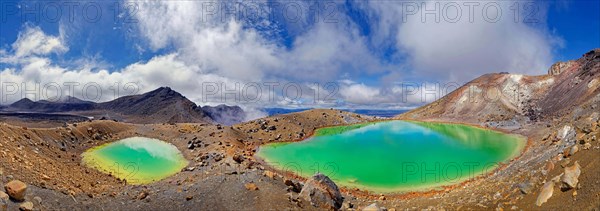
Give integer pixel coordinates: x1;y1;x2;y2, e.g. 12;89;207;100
254;119;529;198
81;137;189;185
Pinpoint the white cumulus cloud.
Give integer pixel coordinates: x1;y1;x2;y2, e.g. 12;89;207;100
0;0;563;112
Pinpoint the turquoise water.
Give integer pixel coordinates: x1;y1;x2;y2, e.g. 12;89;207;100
257;121;525;193
82;137;188;184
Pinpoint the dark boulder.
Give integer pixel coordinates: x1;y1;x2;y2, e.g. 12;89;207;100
299;173;343;210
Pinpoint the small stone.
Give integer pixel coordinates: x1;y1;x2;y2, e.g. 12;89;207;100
576;133;586;143
245;183;258;191
263;171;276;179
284;179;301;192
341;201;354;210
378;195;386;200
19;201;33;211
536;181;554;206
583;143;592;150
557;125;576;142
493;192;502;200
563;148;571;158
517;182;534;194
572;190;577;197
1;197;7;211
0;191;8;201
560;158;571;168
4;180;27;201
232;154;245;164
561;161;581;190
569;145;579;156
33;196;42;204
362;203;382;211
286;192;300;205
545;161;555;172
284;179;294;187
185;195;193;201
41;174;50;180
137;191;149;200
213;154;223;162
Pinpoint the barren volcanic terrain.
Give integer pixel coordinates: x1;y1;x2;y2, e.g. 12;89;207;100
1;50;599;210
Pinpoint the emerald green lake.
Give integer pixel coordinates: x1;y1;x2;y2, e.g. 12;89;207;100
82;137;188;184
257;121;525;193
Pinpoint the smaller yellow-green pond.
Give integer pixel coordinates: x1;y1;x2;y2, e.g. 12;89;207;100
82;137;188;184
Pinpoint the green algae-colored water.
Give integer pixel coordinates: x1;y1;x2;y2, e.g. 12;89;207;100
82;137;188;184
257;121;525;193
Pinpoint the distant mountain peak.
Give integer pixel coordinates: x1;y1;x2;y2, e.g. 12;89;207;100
159;86;172;91
14;98;34;104
1;87;247;125
202;104;246;126
57;95;91;104
153;86;173;92
145;86;183;99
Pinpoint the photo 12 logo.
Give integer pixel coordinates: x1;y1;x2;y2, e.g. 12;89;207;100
200;81;339;104
198;1;339;24
399;1;540;23
0;1;540;26
0;1;138;23
0;0;341;24
0;82;140;104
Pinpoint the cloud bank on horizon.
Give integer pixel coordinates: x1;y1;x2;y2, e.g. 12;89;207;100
0;0;597;113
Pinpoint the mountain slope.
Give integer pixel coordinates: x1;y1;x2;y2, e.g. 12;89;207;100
202;104;246;126
1;87;246;124
537;50;600;118
96;87;211;123
397;49;600;126
7;97;95;113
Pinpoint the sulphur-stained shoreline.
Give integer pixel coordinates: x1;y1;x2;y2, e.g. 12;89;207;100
255;120;528;195
81;137;189;185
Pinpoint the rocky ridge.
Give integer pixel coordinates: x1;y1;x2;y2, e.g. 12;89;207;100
1;87;246;125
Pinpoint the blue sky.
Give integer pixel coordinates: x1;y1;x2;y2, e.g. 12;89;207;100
546;0;600;60
0;0;598;113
